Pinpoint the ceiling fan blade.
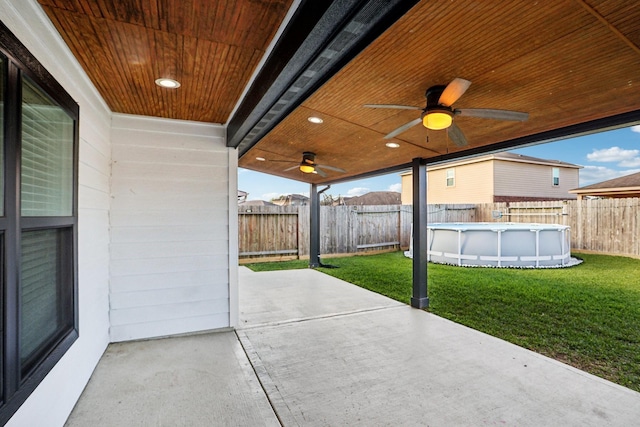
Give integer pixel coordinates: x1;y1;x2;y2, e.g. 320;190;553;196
456;108;529;121
384;117;422;139
314;168;327;177
438;78;471;107
316;164;345;173
283;165;299;172
364;104;422;110
447;122;468;147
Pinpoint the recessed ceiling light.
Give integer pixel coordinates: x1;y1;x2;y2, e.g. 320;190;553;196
155;78;181;89
385;142;400;148
256;157;266;161
307;116;323;124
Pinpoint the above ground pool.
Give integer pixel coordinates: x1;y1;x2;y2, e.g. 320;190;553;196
427;222;573;268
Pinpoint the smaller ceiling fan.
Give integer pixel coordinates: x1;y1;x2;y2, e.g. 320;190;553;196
278;152;345;177
364;78;529;147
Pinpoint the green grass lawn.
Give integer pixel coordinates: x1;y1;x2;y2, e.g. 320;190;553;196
245;251;640;392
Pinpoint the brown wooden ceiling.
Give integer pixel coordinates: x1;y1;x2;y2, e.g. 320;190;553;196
37;0;292;122
37;0;640;185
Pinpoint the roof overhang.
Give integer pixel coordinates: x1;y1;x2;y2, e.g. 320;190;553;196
36;0;640;185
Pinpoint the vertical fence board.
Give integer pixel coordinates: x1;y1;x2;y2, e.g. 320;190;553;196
297;205;310;257
400;205;412;249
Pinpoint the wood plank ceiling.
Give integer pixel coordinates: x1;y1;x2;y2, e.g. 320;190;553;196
36;0;640;185
37;0;293;123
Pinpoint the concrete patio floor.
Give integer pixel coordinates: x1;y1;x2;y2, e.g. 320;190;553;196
66;267;640;426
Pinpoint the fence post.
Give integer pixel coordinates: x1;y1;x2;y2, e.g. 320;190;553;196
576;199;582;250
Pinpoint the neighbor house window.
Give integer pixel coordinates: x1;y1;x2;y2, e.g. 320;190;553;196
552;167;560;186
446;169;455;187
0;22;78;424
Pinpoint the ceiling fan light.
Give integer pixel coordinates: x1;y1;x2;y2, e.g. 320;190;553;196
423;111;453;130
299;163;315;173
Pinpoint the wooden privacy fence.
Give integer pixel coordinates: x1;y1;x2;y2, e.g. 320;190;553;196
238;204;475;261
475;198;640;258
239;198;640;261
238;205;300;259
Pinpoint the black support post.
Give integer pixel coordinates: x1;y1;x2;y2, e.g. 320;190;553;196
309;183;320;268
411;158;429;308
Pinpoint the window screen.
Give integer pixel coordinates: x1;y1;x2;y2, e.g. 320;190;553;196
20;228;73;376
21;76;74;217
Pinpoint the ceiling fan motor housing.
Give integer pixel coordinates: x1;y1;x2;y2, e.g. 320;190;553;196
425;85;448;109
302;151;316;164
422;85;454;130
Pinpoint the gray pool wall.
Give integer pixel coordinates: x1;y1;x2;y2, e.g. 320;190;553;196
427;222;571;268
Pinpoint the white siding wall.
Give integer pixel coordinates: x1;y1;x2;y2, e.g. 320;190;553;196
110;114;231;342
3;1;112;426
493;160;579;199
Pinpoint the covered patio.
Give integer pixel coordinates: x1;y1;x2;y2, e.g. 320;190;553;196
65;267;640;426
2;1;640;424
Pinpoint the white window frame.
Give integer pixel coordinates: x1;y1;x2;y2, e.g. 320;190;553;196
446;168;455;187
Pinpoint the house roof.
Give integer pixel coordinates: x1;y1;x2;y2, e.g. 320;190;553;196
569;171;640;197
491;152;582;169
273;194;309;201
37;1;640;185
344;191;401;206
400;151;582;173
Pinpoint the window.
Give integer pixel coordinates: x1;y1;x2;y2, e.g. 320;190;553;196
446;169;455;187
552;167;560;186
0;22;78;424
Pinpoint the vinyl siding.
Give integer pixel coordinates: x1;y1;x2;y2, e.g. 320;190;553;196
427;161;494;203
400;173;412;204
493;160;578;199
3;1;112;425
110;114;230;342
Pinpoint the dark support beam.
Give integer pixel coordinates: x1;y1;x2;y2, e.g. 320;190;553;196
309;183;320;268
411;158;429;309
229;0;420;155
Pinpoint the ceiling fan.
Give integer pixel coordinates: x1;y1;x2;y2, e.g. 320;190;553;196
364;78;529;147
276;152;345;177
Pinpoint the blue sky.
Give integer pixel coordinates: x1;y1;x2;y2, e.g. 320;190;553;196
238;124;640;201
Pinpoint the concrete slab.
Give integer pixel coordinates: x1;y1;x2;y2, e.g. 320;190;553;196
239;268;640;426
239;266;403;328
67;267;640;426
65;331;278;427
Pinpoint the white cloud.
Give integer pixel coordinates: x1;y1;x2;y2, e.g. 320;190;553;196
619;158;640;168
579;166;617;186
631;125;640;134
347;187;370;197
586;146;640;163
579;166;636;186
388;183;402;192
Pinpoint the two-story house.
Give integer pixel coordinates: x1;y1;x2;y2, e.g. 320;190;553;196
401;152;581;204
